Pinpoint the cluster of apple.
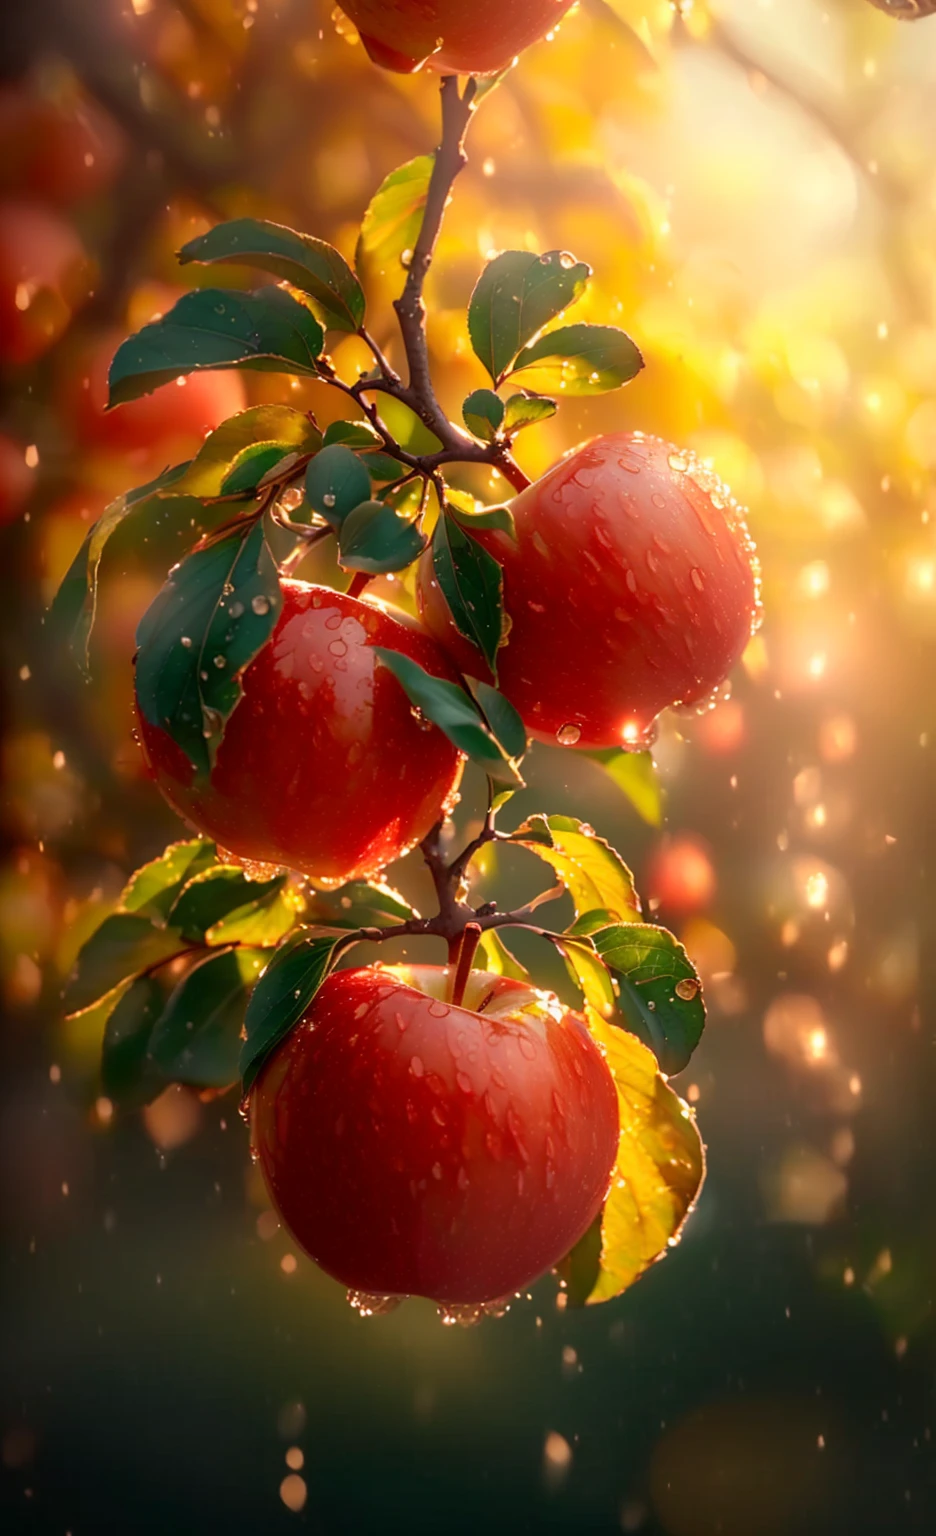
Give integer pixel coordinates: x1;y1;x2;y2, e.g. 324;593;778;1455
58;1;760;1316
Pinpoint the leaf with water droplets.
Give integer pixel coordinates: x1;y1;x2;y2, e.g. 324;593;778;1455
502;392;558;433
591;923;705;1074
432;509;507;678
304;444;372;529
338;499;426;574
135;520;283;781
108;286;324;405
179;217;365;332
64;913;191;1018
101;976;168;1108
468;250;591;384
148;947;267;1089
373;649;523;787
168;866;286;942
241;930;346;1093
509;815;641;923
507;322;643;395
584;748;663;827
560;1017;704;1305
120;839;218;924
356;154;434;275
305;880;418;930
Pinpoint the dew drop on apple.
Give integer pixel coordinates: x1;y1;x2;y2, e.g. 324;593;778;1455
556;722;581;746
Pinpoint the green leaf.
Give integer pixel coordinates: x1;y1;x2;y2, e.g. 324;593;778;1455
373;648;523;787
65;913;189;1017
323;420;381;450
463;388;505;442
134;520;283;780
338;499;426;574
361;452;406;483
108;287;324;405
469;249;592;384
448;500;516;537
508;323;644;395
566;908;619;937
559;935;617;1020
163;407;321;499
241;930;344;1092
304;444;372;528
168;866;285;941
477;929;531;981
509;815;641;923
149;948;267;1088
432;510;506;677
219;443;300;496
48;465;193;675
101;976;167;1107
472;681;527;762
179;217;365;332
305;881;417;929
563;1017;704;1304
592;924;705;1075
356;154;434;274
121;839;217;923
585;748;662;827
503;392;558;433
205;887;302;949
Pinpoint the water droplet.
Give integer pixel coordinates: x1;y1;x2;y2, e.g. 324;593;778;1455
180;635;193;648
690;568;705;591
675;978;700;1001
456;1071;473;1094
428;1001;449;1018
409;1056;425;1078
227;600;244;618
400;248;414;269
213;654;226;668
556;722;582;746
251;595;271;616
558;252;576;269
323;492;336;508
347;1290;401;1317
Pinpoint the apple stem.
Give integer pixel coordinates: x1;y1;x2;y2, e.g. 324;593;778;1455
345;571;372;600
449;923;483;1008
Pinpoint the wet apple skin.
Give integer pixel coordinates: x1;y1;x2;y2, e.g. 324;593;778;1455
252;966;620;1303
416;432;761;750
136;581;464;884
338;0;575;75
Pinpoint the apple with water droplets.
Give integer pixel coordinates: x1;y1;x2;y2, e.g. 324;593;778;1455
251;964;620;1305
336;0;574;75
416;432;761;750
136;581;464;885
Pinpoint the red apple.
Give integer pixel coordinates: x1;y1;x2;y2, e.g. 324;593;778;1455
252;963;619;1303
0;84;124;208
0;433;35;524
136;580;464;884
646;835;716;917
416;432;761;749
61;326;247;466
337;0;574;75
0;201;93;366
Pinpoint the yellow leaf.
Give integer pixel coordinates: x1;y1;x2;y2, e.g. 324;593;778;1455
511;814;641;921
575;1010;705;1304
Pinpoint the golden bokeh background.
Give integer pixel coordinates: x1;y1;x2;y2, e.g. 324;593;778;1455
1;1;935;1531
